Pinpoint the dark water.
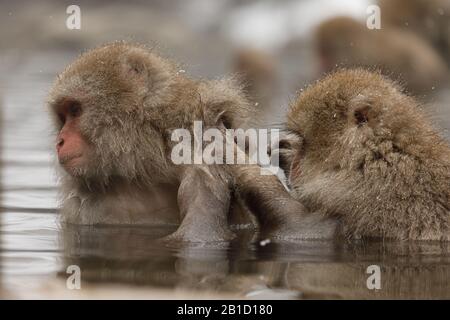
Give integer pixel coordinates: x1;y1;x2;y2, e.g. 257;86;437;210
0;51;449;299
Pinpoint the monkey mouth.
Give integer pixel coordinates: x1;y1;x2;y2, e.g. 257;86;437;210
59;153;84;167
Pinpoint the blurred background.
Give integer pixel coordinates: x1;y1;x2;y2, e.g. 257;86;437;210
0;0;449;299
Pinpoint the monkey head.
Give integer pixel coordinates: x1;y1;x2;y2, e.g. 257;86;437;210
286;69;450;239
287;69;446;203
48;42;179;185
315;17;366;72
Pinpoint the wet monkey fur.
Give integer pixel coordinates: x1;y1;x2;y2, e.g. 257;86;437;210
274;69;449;241
48;42;314;242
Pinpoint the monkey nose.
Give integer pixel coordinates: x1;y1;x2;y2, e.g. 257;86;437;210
56;138;64;152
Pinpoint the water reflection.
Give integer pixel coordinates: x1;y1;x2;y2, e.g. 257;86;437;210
58;224;450;299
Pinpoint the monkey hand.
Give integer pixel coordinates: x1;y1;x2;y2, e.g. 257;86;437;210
161;166;236;243
268;132;303;178
233;164;339;241
259;212;340;241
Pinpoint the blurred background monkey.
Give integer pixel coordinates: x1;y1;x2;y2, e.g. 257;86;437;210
315;17;448;95
379;0;450;66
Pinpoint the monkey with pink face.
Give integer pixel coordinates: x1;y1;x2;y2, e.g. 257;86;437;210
48;42;329;243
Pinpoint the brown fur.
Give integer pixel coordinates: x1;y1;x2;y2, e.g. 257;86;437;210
48;42;316;242
316;17;448;94
286;69;450;240
48;42;260;242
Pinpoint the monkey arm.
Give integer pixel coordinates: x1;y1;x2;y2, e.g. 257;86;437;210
270;132;304;179
163;165;235;242
232;164;339;240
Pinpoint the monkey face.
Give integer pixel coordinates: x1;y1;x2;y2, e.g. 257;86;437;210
286;69;418;188
48;42;177;182
54;98;92;177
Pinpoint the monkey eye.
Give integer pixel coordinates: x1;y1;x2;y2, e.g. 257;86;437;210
68;102;82;118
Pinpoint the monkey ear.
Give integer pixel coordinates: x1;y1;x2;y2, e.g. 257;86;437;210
122;50;149;86
353;105;371;125
124;56;146;76
128;59;145;75
120;51;153;102
350;94;374;126
216;110;234;129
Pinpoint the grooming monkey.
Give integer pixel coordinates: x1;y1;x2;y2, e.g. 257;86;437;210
48;42;320;242
316;17;448;94
269;69;449;241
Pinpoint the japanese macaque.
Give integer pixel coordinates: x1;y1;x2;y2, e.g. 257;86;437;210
232;48;278;112
316;17;448;94
282;69;450;241
48;42;314;242
379;0;450;65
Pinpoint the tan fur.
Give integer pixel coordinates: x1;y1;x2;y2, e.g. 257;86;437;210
287;69;450;240
48;42;257;242
316;17;448;94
